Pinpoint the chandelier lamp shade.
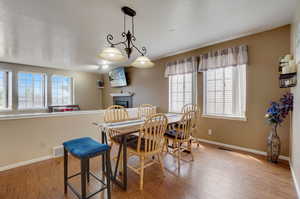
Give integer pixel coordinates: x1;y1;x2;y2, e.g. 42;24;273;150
98;6;154;68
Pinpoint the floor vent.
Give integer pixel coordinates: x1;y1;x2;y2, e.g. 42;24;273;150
218;146;233;151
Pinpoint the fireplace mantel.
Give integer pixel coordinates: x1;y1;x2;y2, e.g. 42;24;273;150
110;92;134;97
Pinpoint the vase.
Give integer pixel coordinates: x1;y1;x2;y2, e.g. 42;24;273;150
267;125;281;163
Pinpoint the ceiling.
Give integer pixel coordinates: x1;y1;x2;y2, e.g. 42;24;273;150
0;0;297;73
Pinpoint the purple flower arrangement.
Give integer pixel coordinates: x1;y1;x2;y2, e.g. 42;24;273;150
265;92;293;126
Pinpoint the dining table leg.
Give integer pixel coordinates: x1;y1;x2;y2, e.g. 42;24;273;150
100;128;128;190
122;135;128;190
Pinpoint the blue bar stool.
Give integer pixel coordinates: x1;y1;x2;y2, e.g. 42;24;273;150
63;137;111;199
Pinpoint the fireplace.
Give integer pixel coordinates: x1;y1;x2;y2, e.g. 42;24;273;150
113;96;133;108
115;100;129;108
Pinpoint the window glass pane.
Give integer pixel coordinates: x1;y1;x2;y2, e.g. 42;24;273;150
51;75;72;105
18;72;46;109
169;73;195;113
204;65;246;118
0;71;7;108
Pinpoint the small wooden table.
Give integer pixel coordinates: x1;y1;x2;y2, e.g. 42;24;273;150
94;113;182;190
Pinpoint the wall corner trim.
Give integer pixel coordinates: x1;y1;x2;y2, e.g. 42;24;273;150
197;138;290;161
0;155;53;172
291;165;300;199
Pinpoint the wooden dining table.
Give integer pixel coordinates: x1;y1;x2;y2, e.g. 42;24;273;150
93;113;182;190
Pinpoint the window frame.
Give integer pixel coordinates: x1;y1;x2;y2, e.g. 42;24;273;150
17;71;48;110
51;74;74;106
0;70;12;111
168;72;197;113
203;65;247;121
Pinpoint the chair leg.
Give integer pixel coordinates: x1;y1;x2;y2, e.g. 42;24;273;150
139;156;145;190
188;139;192;152
157;153;164;172
81;159;87;199
177;145;181;170
119;150;123;175
166;139;169;152
64;148;68;194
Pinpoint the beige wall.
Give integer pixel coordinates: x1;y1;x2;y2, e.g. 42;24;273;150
0;62;103;114
0;113;104;167
103;26;291;156
291;0;300;195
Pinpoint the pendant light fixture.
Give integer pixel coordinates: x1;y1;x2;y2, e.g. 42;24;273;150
98;6;154;68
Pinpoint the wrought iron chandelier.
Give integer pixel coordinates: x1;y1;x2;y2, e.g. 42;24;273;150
98;6;154;68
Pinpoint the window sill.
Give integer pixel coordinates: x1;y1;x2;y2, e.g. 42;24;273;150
17;107;48;111
0;108;12;113
202;114;247;121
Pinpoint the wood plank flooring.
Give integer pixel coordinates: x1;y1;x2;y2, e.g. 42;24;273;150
0;142;297;199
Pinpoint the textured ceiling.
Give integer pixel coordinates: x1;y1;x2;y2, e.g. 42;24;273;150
0;0;297;72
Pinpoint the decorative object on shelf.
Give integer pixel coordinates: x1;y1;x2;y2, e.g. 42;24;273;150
279;54;297;88
98;6;154;68
265;92;293;163
97;80;104;88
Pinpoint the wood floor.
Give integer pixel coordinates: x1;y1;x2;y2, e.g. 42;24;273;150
0;142;297;199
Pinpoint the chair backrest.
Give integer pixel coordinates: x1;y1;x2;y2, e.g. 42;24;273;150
104;105;129;123
137;113;168;153
181;104;199;114
137;104;156;119
177;111;197;141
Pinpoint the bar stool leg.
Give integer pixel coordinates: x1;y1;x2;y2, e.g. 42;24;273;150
64;148;68;194
87;159;90;183
102;154;106;180
106;150;111;199
81;159;87;199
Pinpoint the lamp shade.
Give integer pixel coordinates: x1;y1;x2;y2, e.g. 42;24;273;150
131;56;154;68
98;47;126;62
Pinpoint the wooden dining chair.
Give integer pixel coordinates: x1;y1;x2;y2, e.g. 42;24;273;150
181;104;201;147
181;104;199;114
137;104;156;119
104;105;129;123
126;113;168;190
164;111;197;170
103;105;130;172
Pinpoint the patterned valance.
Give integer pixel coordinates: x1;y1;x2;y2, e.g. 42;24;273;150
198;45;248;72
164;57;198;78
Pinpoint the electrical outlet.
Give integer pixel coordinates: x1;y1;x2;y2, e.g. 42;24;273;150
208;129;213;135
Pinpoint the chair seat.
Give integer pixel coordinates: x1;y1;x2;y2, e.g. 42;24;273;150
127;137;146;151
63;137;110;158
111;134;139;144
164;130;184;139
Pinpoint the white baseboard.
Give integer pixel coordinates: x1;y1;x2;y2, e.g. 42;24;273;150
0;155;53;172
291;165;300;199
197;138;290;161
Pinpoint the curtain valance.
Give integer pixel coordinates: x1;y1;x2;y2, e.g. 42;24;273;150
164;57;198;78
198;45;248;72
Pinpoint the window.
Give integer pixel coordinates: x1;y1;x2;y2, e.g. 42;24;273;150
18;72;47;109
51;75;73;105
0;71;11;110
203;65;246;119
169;73;196;113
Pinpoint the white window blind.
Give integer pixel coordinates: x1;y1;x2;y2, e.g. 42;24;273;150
169;73;196;113
203;65;246;119
51;75;73;105
0;71;11;109
18;72;47;109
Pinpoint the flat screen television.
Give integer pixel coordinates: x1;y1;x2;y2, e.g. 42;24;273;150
108;67;127;87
